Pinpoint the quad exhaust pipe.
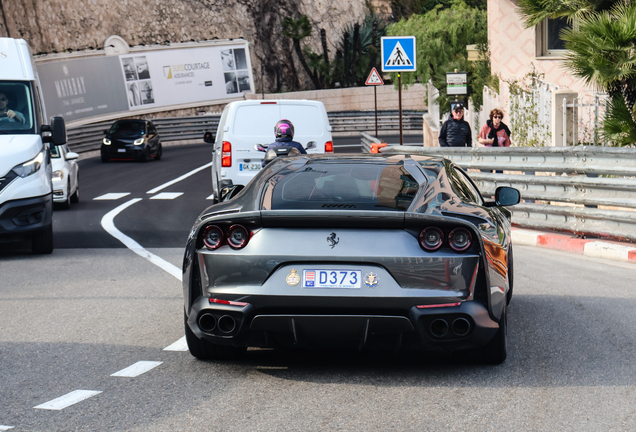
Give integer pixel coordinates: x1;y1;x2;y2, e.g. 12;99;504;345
429;317;472;338
218;315;237;333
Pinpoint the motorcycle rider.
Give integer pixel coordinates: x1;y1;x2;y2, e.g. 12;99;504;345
262;119;306;166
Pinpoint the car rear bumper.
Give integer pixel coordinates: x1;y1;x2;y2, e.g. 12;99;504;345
0;194;52;239
186;296;499;352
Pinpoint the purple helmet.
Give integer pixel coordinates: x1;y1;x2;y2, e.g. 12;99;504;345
275;119;295;139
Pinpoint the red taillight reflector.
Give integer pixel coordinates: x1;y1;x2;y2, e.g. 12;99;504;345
449;228;472;251
222;141;231;167
419;227;444;251
227;224;250;249
325;141;333;152
416;302;461;309
260;101;277;104
202;225;224;250
209;298;249;307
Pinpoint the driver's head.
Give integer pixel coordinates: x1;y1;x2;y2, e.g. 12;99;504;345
0;92;8;110
274;119;294;139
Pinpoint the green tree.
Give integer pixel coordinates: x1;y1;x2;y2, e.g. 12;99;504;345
282;15;322;89
387;0;492;113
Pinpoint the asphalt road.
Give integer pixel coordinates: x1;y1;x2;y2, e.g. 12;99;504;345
1;141;636;431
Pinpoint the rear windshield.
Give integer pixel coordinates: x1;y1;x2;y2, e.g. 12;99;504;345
232;104;322;137
265;162;420;211
109;121;145;135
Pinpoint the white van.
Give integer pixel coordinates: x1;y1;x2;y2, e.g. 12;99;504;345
0;38;67;253
205;99;333;201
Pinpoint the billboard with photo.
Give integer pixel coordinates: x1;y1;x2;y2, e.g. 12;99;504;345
37;41;253;123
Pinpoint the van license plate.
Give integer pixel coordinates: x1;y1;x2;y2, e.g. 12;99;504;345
240;163;261;172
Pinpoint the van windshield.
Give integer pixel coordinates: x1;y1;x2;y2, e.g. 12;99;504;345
0;81;35;134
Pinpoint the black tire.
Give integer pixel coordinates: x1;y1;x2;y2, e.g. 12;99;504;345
506;246;514;305
155;144;162;160
477;304;508;365
71;174;80;203
101;153;109;163
141;148;150;162
184;312;245;360
60;180;72;209
32;223;54;254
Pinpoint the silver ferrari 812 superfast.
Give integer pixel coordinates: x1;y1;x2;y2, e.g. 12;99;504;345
182;153;520;364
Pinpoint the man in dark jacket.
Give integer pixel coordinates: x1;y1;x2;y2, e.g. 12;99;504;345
261;119;306;167
438;103;472;147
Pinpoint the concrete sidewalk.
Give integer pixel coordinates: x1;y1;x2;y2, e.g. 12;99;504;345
512;227;636;264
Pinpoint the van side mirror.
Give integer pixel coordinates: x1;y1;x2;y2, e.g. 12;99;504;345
42;117;67;145
203;131;214;143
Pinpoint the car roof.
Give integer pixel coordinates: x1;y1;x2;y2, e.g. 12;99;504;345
113;119;148;125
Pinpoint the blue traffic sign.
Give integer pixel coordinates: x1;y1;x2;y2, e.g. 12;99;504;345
381;36;416;72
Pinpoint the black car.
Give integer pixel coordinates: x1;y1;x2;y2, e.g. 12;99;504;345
182;154;520;364
101;119;162;162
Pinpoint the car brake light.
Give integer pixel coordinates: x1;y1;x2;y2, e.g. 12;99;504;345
325;141;333;152
209;298;249;307
419;227;444;251
260;101;277;104
227;224;250;249
449;228;472;251
222;141;232;167
202;225;224;250
416;302;461;309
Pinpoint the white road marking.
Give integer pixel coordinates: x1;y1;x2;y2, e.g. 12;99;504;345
149;192;184;200
111;361;163;377
0;426;15;430
163;336;188;351
146;162;212;194
101;198;182;281
206;193;216;200
93;192;131;200
34;390;102;410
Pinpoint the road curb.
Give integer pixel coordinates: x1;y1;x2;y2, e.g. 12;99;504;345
512;227;636;264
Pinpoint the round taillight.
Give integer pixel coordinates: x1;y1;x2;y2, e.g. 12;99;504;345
202;225;224;250
449;228;472;251
419;227;444;251
227;224;249;249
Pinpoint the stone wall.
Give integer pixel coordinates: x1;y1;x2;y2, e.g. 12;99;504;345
0;0;391;93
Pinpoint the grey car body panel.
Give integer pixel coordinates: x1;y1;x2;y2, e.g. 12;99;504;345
183;153;515;351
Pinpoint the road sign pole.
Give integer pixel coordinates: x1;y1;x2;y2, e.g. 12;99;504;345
374;86;378;137
398;73;403;146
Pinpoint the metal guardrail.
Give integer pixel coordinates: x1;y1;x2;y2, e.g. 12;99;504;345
66;111;424;154
371;143;636;241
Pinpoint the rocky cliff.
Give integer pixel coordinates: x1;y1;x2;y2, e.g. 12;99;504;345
0;0;392;92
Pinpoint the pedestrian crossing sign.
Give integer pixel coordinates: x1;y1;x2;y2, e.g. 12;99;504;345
381;36;416;72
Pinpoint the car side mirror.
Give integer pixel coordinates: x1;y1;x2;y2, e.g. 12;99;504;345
42;117;67;145
203;131;214;143
306;141;317;150
495;186;520;206
219;184;244;201
66;151;79;161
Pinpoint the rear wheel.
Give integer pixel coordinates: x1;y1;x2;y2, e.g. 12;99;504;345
507;246;514;305
32;223;53;254
477;304;508;364
184;312;245;360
